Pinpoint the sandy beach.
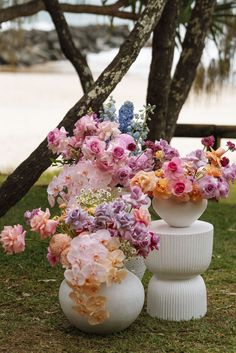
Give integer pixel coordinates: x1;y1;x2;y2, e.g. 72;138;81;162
0;48;236;172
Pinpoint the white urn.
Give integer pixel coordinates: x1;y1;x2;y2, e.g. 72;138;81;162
59;270;145;334
152;198;208;228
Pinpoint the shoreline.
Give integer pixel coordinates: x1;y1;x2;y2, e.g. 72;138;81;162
0;53;236;172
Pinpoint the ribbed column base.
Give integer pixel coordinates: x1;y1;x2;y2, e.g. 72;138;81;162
147;275;207;321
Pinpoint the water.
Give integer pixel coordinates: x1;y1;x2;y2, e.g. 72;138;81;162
0;48;236;173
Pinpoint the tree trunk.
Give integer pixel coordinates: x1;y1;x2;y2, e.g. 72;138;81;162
165;0;217;141
43;0;94;93
146;0;181;141
0;0;167;217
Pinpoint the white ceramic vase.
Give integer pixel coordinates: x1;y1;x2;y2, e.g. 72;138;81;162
125;256;146;280
59;270;145;334
152;198;208;228
145;220;214;321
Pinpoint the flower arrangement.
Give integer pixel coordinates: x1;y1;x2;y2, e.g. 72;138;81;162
131;137;236;202
47;100;155;207
0;187;159;325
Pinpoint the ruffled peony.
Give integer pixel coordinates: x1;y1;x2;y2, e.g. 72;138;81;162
0;225;26;254
30;208;58;239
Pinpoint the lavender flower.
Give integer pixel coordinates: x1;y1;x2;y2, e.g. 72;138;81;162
113;211;135;230
24;208;40;225
222;164;236;182
184;149;208;169
155;139;179;160
198;176;218;199
65;207;93;231
94;203;114;229
122;186;148;208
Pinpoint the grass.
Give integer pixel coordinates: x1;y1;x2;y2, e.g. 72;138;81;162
0;186;236;353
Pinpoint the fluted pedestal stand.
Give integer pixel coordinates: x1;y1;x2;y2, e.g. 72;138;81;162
145;220;213;321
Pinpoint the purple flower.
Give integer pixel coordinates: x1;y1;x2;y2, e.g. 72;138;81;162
110;200;126;213
222;164;236;182
155;139;179;160
216;179;229;199
24;208;40;225
113;211;135;230
226;141;236;152
201;135;215;148
185;149;208;169
116;166;132;186
94;203;114;229
198;176;218;199
65;207;93;231
122;186;148;208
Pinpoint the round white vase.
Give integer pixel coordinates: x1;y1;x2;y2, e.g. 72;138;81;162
145;220;214;321
124;256;146;280
59;270;145;334
152;198;208;228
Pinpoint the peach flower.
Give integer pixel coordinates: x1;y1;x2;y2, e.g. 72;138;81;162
0;225;26;254
109;249;126;268
30;208;58;239
132;208;151;226
130;171;157;194
205;164;222;178
88;309;110;325
106;268;127;286
153;178;171;200
49;233;71;257
206;147;226;166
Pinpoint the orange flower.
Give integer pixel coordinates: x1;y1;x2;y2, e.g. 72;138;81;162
130;171;157;194
88;309;110;325
85;295;106;312
106;268;127;287
155;169;164;178
73;304;91;317
206;147;226;166
205;164;221;177
189;184;203;202
153;178;171;200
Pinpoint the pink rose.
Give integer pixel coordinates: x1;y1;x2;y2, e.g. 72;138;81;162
82;136;105;159
112;146;125;160
30;208;58;239
171;178;193;196
0;225;26;254
116;134;136;152
47;127;68;154
163;157;184;180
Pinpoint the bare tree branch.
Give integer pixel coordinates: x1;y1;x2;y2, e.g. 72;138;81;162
42;0;94;93
146;0;181;140
165;0;217;141
0;0;167;217
0;0;138;24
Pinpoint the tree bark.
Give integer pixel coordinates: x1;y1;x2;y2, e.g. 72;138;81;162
0;0;138;24
42;0;94;93
0;0;167;217
165;0;217;141
146;0;181;141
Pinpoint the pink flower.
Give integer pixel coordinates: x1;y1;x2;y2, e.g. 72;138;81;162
132;208;151;226
82;136;105;159
30;208;58;239
201;135;215;148
47;127;68;154
226;141;236;152
111;146;126;160
0;225;26;254
171;178;193;196
97;121;120;140
163;157;184;180
47;247;59;267
73;115;97;139
116;134;136;151
220;157;230;167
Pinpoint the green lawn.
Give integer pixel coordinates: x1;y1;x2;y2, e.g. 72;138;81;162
0;186;236;353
